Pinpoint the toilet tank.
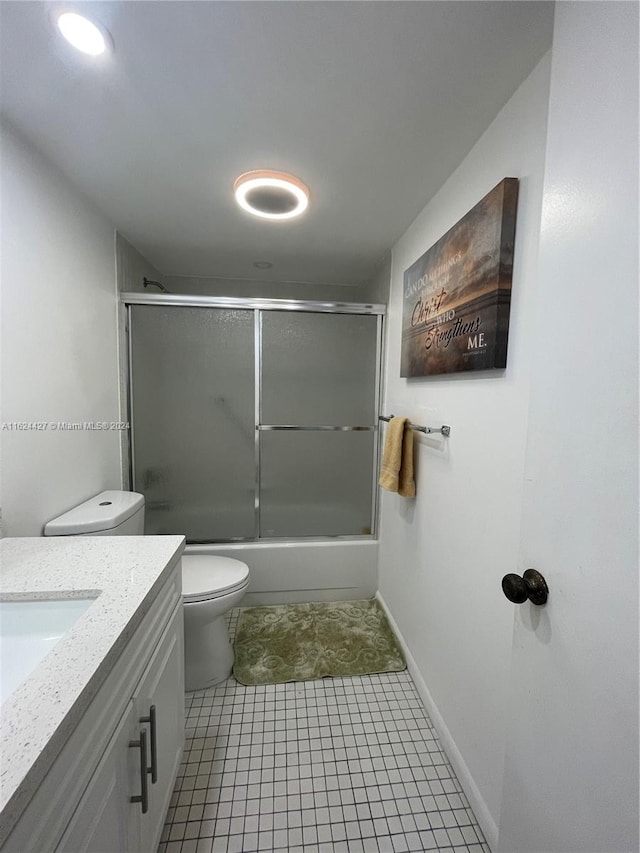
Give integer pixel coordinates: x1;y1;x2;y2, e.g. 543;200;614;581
44;491;145;537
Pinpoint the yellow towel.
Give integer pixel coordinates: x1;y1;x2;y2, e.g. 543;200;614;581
379;417;416;497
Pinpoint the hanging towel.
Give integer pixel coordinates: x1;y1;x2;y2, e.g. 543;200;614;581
379;417;416;497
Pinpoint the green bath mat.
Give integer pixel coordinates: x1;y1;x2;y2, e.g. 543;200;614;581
233;599;406;686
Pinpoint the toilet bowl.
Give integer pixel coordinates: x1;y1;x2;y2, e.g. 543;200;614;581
182;555;250;690
44;491;250;691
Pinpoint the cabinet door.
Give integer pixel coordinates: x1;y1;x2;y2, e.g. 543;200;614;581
134;603;185;852
56;700;140;853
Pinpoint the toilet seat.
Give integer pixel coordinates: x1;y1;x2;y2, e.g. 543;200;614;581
182;555;250;603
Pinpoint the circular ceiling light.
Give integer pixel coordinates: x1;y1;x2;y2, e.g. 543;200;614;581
234;170;309;221
56;11;111;56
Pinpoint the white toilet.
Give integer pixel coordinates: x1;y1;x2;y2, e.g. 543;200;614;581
44;490;250;691
181;555;249;690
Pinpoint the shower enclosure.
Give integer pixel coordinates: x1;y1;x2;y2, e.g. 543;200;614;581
125;294;384;544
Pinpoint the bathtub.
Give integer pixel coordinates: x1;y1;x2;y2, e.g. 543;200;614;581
146;501;379;604
184;539;378;606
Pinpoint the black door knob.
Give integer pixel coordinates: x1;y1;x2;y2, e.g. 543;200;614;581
501;569;548;605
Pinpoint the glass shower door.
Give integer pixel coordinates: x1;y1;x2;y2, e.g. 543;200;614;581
129;305;255;541
259;311;379;537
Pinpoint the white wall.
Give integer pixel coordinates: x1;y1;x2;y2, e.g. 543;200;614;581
377;54;552;845
361;253;391;306
160;274;371;303
1;123;121;535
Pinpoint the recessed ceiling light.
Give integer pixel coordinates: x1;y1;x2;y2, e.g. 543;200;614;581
234;170;309;221
56;11;112;56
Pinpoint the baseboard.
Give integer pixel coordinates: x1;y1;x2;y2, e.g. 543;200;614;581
376;591;499;852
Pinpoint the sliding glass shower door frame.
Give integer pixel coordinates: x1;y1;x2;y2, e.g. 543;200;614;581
123;292;385;542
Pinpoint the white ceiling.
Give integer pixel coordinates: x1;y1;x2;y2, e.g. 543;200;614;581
0;1;554;286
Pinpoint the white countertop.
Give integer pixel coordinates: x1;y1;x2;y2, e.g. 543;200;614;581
0;535;185;843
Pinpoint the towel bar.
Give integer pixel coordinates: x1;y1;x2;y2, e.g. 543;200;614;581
379;414;451;437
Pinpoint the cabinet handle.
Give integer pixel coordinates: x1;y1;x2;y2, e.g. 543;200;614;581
129;729;149;813
140;704;158;783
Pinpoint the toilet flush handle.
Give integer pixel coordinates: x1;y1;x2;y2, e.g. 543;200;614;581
501;569;549;605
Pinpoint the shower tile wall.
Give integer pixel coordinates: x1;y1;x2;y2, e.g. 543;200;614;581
158;613;489;853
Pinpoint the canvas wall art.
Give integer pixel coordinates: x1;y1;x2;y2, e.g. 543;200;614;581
401;178;519;377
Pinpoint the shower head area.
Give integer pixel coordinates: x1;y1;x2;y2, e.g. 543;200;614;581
143;277;168;293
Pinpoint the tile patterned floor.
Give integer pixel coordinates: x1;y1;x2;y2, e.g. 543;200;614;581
158;612;489;853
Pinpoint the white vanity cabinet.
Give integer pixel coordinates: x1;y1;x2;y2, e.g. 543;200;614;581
57;604;184;853
1;564;184;853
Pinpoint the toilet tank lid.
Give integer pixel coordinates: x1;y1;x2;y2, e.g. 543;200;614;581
44;491;145;536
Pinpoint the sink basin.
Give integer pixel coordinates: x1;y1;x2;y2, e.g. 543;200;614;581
0;598;96;703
